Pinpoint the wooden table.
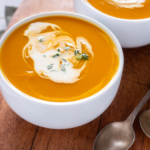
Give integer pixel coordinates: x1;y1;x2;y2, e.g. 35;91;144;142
0;0;150;149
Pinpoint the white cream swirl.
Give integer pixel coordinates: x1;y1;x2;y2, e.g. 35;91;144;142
106;0;145;8
23;22;93;83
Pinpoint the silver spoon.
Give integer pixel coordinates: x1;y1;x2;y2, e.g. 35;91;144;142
139;109;150;138
93;89;150;150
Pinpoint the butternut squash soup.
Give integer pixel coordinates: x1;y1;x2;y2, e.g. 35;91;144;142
0;16;119;102
86;0;150;19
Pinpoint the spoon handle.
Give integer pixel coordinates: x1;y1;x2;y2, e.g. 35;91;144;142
127;89;150;124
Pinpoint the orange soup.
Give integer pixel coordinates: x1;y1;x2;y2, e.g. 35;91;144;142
86;0;150;19
0;16;119;102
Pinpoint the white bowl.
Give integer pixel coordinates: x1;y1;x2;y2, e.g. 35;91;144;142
74;0;150;48
0;12;124;129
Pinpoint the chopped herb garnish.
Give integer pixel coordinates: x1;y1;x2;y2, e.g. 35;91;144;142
57;48;61;52
43;55;46;58
62;58;70;66
76;52;89;60
38;36;45;42
74;49;80;55
82;53;89;60
64;46;70;50
47;64;54;70
62;58;67;62
76;55;83;60
61;65;66;72
52;52;61;58
50;70;57;72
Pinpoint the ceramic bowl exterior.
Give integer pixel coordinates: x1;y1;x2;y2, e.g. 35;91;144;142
0;12;124;129
74;0;150;48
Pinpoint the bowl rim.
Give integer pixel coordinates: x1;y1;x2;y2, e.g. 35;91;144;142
0;11;124;106
81;0;150;22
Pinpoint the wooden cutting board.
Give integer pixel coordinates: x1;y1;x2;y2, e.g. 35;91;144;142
0;0;150;149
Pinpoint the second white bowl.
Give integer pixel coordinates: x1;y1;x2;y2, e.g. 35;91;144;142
74;0;150;48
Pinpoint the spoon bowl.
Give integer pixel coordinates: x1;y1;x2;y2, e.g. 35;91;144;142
94;120;135;150
140;109;150;138
93;89;150;150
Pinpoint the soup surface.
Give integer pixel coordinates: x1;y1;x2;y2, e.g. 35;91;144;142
86;0;150;19
0;16;119;102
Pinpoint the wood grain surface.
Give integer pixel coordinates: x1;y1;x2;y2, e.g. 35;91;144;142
0;0;150;149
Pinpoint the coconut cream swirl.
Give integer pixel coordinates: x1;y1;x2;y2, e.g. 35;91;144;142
23;22;94;83
106;0;145;8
